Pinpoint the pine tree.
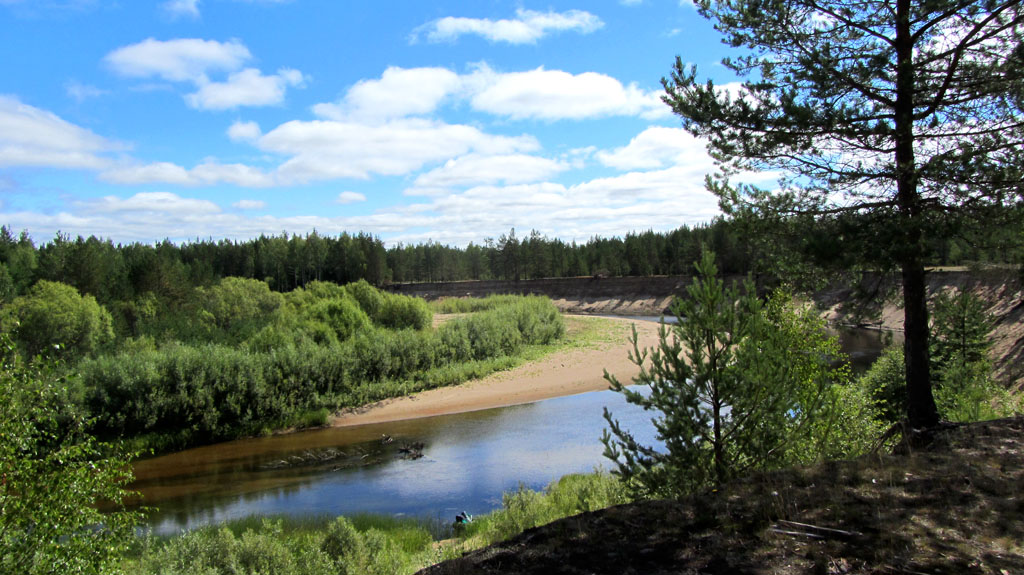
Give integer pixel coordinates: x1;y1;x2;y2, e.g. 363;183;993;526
602;251;845;496
664;0;1024;428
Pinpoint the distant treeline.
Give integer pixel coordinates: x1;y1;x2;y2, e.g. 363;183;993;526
0;215;1018;309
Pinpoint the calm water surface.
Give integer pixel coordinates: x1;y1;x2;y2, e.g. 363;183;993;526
131;324;894;534
133;389;657;534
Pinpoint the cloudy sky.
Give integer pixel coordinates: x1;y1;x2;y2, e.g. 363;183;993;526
0;0;763;246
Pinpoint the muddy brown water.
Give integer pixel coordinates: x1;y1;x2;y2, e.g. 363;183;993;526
129;326;893;535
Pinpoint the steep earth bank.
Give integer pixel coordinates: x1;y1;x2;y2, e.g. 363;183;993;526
388;270;1024;389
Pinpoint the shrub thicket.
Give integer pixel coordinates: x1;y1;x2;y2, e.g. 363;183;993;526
76;287;563;448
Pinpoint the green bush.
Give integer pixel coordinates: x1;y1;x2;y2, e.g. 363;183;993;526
1;280;114;359
78;293;564;450
467;473;630;546
321;517;365;575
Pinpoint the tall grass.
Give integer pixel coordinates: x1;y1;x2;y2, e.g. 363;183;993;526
429;294;527;314
123;472;629;575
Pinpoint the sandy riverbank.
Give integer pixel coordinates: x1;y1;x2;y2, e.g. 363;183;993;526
329;315;663;428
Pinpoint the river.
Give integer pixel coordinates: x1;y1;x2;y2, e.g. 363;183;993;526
130;324;896;535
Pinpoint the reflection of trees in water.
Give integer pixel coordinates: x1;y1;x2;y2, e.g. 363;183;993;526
143;438;428;532
833;328;901;373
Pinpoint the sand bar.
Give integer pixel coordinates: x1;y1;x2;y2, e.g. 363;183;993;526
329;315;663;428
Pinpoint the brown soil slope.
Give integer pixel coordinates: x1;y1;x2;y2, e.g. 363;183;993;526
421;417;1024;575
391;270;1024;389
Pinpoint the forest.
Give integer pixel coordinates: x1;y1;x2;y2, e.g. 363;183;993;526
0;208;1019;313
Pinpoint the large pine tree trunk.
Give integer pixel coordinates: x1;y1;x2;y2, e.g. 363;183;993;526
902;258;940;428
895;0;939;429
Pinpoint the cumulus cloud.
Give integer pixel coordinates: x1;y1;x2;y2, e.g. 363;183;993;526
0;163;739;246
410;153;568;193
313;64;667;123
469;65;669;120
596;126;711;170
227;120;262;141
336;191;365;204
186;67;306;110
258;118;539;183
313;66;462;122
414;8;603;44
105;38;305;110
105;38;250;82
0;95;122;169
83;191;221;215
100;159;275;187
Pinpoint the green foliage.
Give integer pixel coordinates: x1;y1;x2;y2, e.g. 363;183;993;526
665;0;1023;428
0;348;142;575
127;471;630;575
78;292;563;449
194;277;284;343
930;290;993;376
464;473;631;546
430;294;524;314
131;514;438;575
861;290;1017;424
603;251;847;497
1;280;114;360
859;346;907;425
135;520;335;575
321;517;366;575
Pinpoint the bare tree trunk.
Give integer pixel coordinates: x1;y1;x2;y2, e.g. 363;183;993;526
895;0;940;429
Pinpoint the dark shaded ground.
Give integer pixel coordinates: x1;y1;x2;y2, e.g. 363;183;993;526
421;417;1024;574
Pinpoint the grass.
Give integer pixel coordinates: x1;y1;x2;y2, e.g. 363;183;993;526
121;472;631;575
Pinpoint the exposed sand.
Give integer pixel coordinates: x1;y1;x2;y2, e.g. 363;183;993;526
329;315;663;428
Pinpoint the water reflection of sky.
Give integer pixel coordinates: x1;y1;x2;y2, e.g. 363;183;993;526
136;389;660;535
133;326;890;535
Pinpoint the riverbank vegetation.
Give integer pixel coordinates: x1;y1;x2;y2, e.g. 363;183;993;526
120;472;630;575
0;278;565;452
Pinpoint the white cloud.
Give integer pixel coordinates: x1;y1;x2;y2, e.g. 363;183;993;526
0;95;122;169
163;0;200;19
186;67;306;110
469;66;669;120
233;199;265;210
0;163;742;245
105;38;250;83
258;118;539;183
312;64;668;124
414;8;603;45
83;191;221;215
100;159;275;187
596;126;711;170
227;120;262;141
313;66;462;122
410;153;568;193
100;162;191;185
336;191;365;204
105;38;305;111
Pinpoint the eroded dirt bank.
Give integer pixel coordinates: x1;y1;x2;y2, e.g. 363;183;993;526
389;270;1024;389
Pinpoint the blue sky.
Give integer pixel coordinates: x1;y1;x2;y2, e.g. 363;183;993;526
0;0;766;246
